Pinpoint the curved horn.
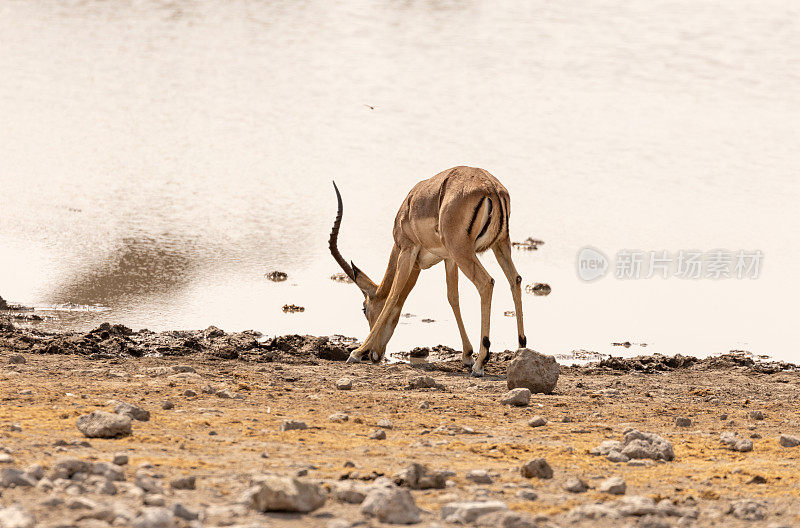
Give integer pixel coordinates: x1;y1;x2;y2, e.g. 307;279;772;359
329;181;355;281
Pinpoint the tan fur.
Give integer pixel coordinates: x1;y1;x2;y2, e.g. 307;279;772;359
331;166;526;376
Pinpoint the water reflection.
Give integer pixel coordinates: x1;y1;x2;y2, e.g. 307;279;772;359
52;235;202;304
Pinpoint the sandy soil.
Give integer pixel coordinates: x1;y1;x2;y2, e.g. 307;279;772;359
1;321;799;527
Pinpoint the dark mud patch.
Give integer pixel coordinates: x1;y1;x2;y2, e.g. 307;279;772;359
578;351;796;374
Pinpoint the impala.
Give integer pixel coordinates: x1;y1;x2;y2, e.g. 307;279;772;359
329;166;526;376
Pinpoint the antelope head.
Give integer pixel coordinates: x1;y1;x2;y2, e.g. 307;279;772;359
329;182;387;331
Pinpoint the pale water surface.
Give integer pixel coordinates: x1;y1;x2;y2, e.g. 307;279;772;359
1;0;798;361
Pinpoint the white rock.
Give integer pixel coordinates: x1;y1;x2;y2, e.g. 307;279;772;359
131;507;174;528
336;377;353;390
466;469;493;484
0;505;36;528
243;475;326;513
76;411;132;438
441;501;508;523
779;434;800;447
361;485;421;524
0;468;36;488
563;477;588;493
500;388;531;406
114;402;151;422
528;415;547;427
599;476;626;495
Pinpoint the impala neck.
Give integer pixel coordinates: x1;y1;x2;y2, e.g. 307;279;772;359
374;244;401;299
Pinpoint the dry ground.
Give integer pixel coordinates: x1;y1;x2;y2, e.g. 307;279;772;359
1;348;799;527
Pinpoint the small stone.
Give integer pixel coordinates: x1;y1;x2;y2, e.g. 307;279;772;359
144;494;166;506
0;505;36;528
599;476;626;495
500;387;531;406
369;429;387;440
734;439;754;452
520;458;553;479
463;469;491;484
590;440;623;456
675;417;692;427
183;389;197;397
170;503;199;521
392;463;448;489
336;377;353;390
621;430;674;461
361;485;421;524
8;355;26;364
112;454;129;466
66;497;97;510
748;410;765;420
528;415;547;427
96;479;117;495
731;499;765;521
1;468;37;487
0;454;14;464
377;419;393;429
779;434;800;447
419;401;430;409
563;477;588;493
160;401;174;410
170;475;196;490
329;412;349;423
406;376;443;390
441;501;508;524
516;489;538;501
607;450;630;463
114;402;150;422
8;424;21;432
280;420;308;431
24;464;43;480
243;475;327;513
333;481;369;504
76;411;132;438
131;507;175;528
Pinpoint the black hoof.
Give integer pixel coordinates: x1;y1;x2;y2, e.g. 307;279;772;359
346;355;361;364
369;350;382;364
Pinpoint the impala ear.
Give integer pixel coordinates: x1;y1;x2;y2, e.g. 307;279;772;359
351;261;377;297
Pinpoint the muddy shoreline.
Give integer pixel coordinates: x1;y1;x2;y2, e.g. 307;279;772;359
1;318;799;527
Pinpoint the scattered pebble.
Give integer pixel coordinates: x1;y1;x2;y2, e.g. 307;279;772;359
465;469;493;484
748;410;765;420
76;411;132;438
170;475;196;490
243;475;326;513
599;476;627;495
441;501;508;523
369;429;387;440
8;355;26;364
114;401;151;422
266;271;288;282
528;415;547;427
329;412;349;423
376;419;393;429
779;434;800;448
675;417;692;427
336;377;353;390
280;420;308;431
520;458;553;479
499;387;531;406
564;477;588;493
361;484;421;524
160;401;174;410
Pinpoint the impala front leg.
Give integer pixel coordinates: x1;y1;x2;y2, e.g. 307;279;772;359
349;247;419;364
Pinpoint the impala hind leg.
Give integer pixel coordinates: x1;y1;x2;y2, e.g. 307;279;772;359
492;238;526;349
446;249;494;377
445;259;474;367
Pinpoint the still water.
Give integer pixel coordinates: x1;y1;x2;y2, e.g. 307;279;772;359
1;0;798;361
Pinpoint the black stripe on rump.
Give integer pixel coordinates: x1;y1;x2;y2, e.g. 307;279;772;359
476;198;493;240
466;196;486;236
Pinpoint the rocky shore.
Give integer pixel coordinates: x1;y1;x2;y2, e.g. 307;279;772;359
1;319;799;527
